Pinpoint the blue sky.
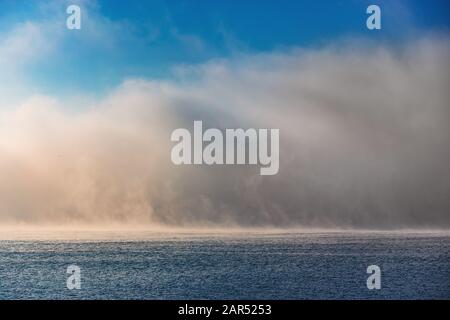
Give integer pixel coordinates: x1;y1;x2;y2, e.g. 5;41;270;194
0;0;449;98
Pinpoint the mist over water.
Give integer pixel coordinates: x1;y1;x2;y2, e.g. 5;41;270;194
0;36;449;229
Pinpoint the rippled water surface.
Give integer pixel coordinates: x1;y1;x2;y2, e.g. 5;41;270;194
0;231;449;299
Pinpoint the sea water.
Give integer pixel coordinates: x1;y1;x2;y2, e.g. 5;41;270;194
0;231;448;299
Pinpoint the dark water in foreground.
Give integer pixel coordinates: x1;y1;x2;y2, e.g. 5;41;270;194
0;232;449;299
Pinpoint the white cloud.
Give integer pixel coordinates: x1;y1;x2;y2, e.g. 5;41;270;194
0;22;50;66
0;20;60;107
0;36;449;228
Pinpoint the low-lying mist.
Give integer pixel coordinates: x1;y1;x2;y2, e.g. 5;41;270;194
1;36;449;229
